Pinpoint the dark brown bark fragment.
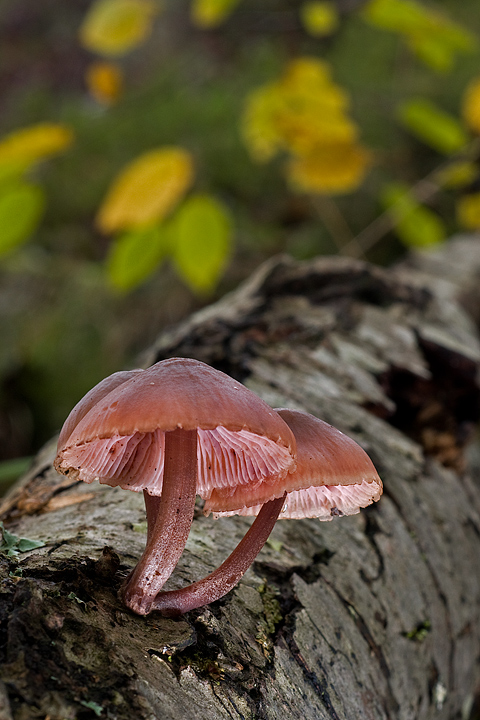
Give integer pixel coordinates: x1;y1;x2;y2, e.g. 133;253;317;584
1;241;480;719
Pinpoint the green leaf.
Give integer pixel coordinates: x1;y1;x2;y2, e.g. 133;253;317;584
16;538;45;553
381;182;446;249
362;0;432;35
435;161;478;189
80;700;103;716
0;160;31;189
362;0;476;72
408;14;476;72
408;34;457;74
0;522;45;557
0;183;45;257
0;525;20;552
106;224;170;292
398;99;468;155
171;194;232;294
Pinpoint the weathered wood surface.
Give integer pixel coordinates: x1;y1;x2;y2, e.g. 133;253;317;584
1;237;480;720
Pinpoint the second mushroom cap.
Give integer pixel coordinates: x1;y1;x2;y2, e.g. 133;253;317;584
205;408;383;520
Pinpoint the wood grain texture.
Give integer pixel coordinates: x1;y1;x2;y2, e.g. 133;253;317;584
1;240;480;720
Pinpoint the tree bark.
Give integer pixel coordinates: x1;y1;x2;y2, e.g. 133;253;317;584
1;237;480;720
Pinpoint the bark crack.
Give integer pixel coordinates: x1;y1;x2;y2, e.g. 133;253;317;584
281;634;342;720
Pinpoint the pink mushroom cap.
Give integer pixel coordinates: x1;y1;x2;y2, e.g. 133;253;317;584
56;369;144;450
204;408;383;520
54;358;297;499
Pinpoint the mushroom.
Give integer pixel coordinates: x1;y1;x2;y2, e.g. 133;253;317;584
204;408;383;519
54;358;297;615
152;408;382;615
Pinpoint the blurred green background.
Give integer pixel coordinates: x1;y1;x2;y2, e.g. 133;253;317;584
1;0;480;489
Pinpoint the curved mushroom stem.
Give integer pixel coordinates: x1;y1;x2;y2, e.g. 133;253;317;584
151;493;286;616
123;428;197;615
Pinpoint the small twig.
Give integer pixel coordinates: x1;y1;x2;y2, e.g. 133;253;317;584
340;179;440;258
311;195;365;257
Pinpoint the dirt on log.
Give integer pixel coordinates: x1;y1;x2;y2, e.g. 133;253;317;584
1;237;480;720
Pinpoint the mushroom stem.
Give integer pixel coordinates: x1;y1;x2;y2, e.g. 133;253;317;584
123;428;197;615
143;491;162;545
151;493;286;616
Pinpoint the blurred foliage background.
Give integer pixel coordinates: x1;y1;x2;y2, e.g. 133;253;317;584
1;0;480;488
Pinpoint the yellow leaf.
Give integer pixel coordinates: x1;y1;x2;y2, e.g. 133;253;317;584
301;1;339;37
281;58;350;115
242;57;357;163
0;123;74;168
96;147;194;233
171;194;231;293
106;224;169;291
462;77;480;135
242;57;371;196
279;59;355;155
86;61;123;105
242;85;290;163
79;0;158;57
286;142;371;195
457;192;480;229
191;0;240;28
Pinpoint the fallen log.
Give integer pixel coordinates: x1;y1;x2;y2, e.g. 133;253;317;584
1;239;480;720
